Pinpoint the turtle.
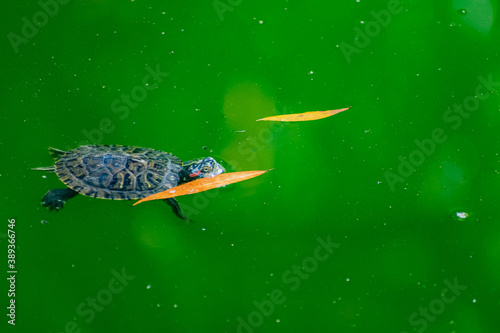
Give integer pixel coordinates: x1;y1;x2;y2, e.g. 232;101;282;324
32;145;225;220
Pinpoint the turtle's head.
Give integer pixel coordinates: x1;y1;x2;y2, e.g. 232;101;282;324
180;157;225;183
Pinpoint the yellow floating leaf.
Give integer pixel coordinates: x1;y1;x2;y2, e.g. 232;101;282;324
256;107;350;122
133;170;271;206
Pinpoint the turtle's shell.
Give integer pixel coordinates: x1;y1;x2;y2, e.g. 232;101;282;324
55;145;182;200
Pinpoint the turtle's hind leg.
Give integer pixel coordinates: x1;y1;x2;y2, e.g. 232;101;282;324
48;147;67;160
42;188;78;211
163;198;189;222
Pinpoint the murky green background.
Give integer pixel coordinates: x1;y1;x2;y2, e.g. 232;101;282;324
2;0;500;332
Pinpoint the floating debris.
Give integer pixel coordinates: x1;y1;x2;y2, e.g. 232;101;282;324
257;107;350;122
134;169;272;205
455;212;469;221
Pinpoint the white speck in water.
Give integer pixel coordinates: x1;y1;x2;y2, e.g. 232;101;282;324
173;304;178;308
346;278;350;282
472;299;476;303
456;212;469;220
259;20;264;24
146;284;151;289
42;175;47;178
276;319;280;323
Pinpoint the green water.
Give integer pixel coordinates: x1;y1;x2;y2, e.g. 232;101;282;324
2;0;500;332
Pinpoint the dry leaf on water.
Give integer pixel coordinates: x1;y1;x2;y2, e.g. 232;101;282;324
133;170;271;206
256;107;350;122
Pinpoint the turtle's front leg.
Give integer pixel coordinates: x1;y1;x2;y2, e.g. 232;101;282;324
42;188;79;211
163;198;189;221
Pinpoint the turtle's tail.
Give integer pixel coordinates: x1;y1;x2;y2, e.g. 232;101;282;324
31;166;56;172
31;147;66;172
